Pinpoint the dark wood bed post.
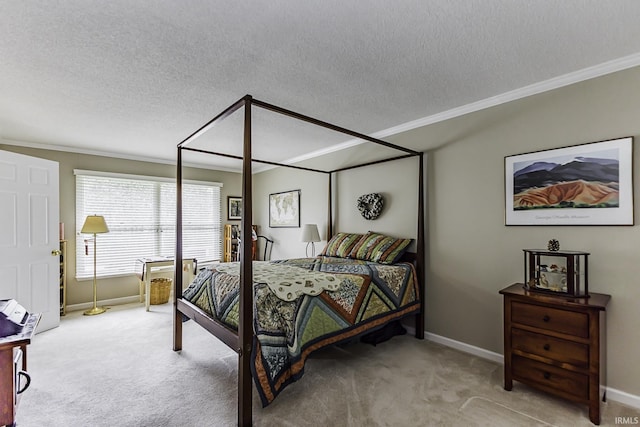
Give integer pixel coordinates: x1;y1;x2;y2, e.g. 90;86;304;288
415;153;425;339
238;95;253;427
173;147;183;351
327;173;333;239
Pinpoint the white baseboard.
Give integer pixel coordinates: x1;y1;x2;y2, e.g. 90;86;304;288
414;330;640;410
65;295;141;313
605;387;640;410
423;331;504;365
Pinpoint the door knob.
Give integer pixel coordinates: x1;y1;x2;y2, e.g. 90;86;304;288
51;249;62;256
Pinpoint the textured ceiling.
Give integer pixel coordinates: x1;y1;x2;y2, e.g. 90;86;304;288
2;1;640;170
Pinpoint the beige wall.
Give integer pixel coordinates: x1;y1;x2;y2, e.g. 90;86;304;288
252;167;329;260
252;156;422;260
333;157;420;243
0;144;241;306
394;66;640;397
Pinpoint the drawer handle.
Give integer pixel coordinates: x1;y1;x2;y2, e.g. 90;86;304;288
17;371;31;394
543;372;551;380
543;344;550;351
542;315;550;322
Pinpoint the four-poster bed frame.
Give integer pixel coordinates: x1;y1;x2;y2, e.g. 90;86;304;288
173;95;425;426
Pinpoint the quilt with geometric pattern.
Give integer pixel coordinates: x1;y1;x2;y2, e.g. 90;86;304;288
181;256;420;406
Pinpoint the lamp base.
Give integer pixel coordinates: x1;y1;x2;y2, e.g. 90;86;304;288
83;306;107;316
306;242;316;258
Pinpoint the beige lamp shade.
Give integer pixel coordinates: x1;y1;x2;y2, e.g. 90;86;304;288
81;215;109;234
301;224;321;242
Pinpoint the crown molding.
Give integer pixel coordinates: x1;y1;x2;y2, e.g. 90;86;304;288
0;138;240;173
378;52;640;138
282;52;640;165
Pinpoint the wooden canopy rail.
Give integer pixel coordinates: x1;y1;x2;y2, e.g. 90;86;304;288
173;95;425;426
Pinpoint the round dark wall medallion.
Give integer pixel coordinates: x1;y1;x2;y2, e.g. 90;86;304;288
357;193;384;220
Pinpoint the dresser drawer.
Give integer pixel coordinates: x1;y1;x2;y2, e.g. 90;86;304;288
512;355;588;400
511;301;588;338
512;328;589;368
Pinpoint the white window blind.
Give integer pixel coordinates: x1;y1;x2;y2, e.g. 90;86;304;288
75;170;222;279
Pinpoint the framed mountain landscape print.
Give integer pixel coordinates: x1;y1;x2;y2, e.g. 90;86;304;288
505;137;633;225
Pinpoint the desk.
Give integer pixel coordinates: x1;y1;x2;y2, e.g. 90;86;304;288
136;258;196;311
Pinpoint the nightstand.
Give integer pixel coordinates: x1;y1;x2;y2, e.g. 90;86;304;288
500;283;610;425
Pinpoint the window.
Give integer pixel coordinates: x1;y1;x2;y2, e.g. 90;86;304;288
75;170;222;279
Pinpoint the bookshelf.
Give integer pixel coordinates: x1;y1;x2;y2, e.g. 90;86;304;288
59;240;67;316
223;224;257;262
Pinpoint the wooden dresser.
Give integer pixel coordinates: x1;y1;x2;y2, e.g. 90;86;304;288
500;283;610;425
0;313;40;427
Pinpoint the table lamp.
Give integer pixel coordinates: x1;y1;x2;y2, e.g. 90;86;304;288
301;224;321;257
81;215;109;315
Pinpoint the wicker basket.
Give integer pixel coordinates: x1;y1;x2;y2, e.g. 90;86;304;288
150;278;171;305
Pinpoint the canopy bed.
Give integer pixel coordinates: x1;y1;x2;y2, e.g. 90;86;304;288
173;95;425;426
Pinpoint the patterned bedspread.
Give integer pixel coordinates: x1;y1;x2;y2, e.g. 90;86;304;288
182;256;420;406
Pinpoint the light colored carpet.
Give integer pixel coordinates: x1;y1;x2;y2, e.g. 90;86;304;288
16;302;639;426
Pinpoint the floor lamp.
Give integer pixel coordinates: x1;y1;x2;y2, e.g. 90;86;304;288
81;215;109;316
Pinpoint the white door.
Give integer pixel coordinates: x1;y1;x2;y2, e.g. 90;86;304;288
0;150;60;332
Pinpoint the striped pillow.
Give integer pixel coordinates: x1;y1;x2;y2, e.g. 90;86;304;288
348;232;412;264
320;232;364;258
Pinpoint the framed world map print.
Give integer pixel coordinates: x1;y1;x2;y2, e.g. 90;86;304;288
269;189;300;228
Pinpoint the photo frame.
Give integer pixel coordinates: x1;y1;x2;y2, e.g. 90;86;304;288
227;196;242;220
505;137;633;225
269;190;300;228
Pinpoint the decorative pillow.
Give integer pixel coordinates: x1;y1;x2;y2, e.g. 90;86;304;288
348;232;412;264
320;232;364;258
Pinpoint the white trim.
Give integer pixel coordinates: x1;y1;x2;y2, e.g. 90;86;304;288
605;387;640;410
1;138;175;165
416;330;640;410
282;139;364;165
377;52;640;138
73;169;222;187
64;295;141;313
281;52;640;165
0;138;240;172
424;331;504;364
